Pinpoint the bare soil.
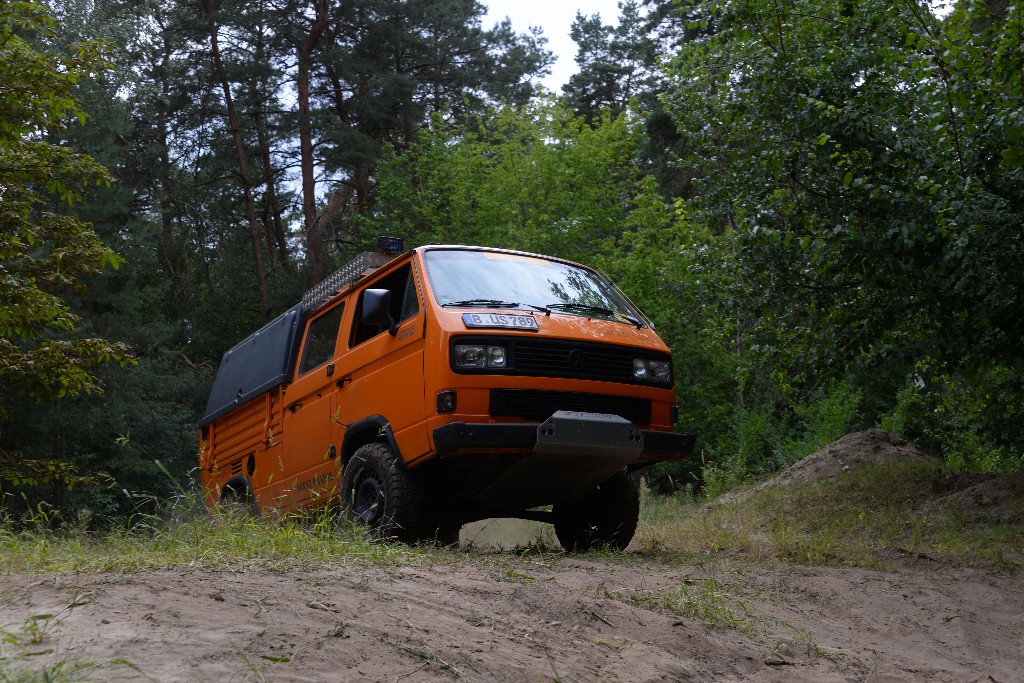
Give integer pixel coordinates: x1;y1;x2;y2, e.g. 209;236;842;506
3;430;1022;682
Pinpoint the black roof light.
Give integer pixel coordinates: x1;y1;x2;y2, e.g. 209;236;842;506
377;235;404;254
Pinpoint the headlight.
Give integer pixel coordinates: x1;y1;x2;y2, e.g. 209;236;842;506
455;344;507;368
487;345;507;368
633;358;672;383
648;359;672;383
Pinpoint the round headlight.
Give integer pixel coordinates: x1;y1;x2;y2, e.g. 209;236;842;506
487;345;507;368
633;358;672;383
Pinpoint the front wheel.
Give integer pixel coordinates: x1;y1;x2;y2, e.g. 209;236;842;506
553;470;640;552
341;442;425;543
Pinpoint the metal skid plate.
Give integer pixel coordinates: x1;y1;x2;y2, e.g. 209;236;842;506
534;410;644;458
470;411;645;509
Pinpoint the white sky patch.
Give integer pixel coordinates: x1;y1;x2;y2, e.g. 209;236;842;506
483;0;626;92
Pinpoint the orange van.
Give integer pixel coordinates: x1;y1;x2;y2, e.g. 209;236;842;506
199;239;695;549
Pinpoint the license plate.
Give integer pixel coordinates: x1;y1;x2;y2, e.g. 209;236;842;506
462;313;539;330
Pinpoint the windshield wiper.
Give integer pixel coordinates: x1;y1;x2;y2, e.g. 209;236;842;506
546;303;615;317
547;303;644;327
442;299;520;308
616;313;645;328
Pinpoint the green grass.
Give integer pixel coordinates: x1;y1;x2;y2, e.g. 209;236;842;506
0;505;434;575
4;458;1019;577
635;458;1023;569
613;576;752;630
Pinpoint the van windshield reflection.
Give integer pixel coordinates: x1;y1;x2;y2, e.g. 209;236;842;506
423;249;642;325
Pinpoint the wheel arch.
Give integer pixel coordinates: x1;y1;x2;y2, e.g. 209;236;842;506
220;475;258;513
341;415;404;468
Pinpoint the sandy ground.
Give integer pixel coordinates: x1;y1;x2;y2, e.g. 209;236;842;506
2;553;1021;682
3;430;1022;682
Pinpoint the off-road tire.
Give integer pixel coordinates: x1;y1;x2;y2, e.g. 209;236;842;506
218;480;258;517
552;470;641;551
341;442;425;543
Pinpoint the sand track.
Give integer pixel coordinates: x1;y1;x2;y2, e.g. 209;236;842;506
2;555;1020;682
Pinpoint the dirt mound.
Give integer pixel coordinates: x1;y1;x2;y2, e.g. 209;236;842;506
926;470;1024;524
763;428;930;489
716;429;930;504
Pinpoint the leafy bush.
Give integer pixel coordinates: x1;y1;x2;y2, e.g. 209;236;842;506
883;362;1024;473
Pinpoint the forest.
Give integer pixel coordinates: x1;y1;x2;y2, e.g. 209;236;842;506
1;0;1022;522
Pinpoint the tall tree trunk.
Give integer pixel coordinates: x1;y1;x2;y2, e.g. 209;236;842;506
207;4;272;320
255;106;289;270
154;12;187;330
0;420;10;516
297;0;331;285
250;33;289;271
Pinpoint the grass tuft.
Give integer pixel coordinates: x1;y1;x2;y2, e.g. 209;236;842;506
615;576;751;630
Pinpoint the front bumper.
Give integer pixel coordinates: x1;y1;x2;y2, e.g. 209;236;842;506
433;411;695;461
432;411;697;507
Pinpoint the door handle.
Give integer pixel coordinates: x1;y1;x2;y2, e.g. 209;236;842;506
336;377;352;388
288;402;303;412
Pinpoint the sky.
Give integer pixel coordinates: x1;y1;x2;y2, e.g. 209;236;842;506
482;0;625;92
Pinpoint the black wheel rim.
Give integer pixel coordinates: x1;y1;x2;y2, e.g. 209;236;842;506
352;470;384;526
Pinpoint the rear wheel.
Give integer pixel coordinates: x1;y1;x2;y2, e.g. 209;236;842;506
341;442;425;543
218;480;257;517
553;470;640;551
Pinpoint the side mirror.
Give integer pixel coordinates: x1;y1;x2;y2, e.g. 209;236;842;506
362;289;397;335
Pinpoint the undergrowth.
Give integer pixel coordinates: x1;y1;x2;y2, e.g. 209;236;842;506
634;458;1023;569
0;503;431;575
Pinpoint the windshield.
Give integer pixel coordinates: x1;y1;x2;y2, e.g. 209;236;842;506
422;249;643;324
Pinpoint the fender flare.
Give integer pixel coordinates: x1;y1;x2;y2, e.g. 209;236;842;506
341;415;405;468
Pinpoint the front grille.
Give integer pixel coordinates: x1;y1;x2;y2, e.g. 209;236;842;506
515;341;635;379
453;336;672;386
490;389;652;424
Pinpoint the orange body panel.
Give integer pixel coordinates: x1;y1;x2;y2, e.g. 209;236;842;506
199;388;283;508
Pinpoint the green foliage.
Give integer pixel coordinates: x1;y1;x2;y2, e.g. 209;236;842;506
882;361;1024;473
658;0;1024;475
564;1;657;120
5;0;1021;523
365;98;646;258
781;380;862;466
0;1;134;490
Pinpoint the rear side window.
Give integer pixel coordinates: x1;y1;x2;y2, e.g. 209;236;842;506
351;264;419;347
298;304;345;375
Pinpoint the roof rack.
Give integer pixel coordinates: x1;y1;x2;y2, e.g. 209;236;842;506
301;251;395;313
